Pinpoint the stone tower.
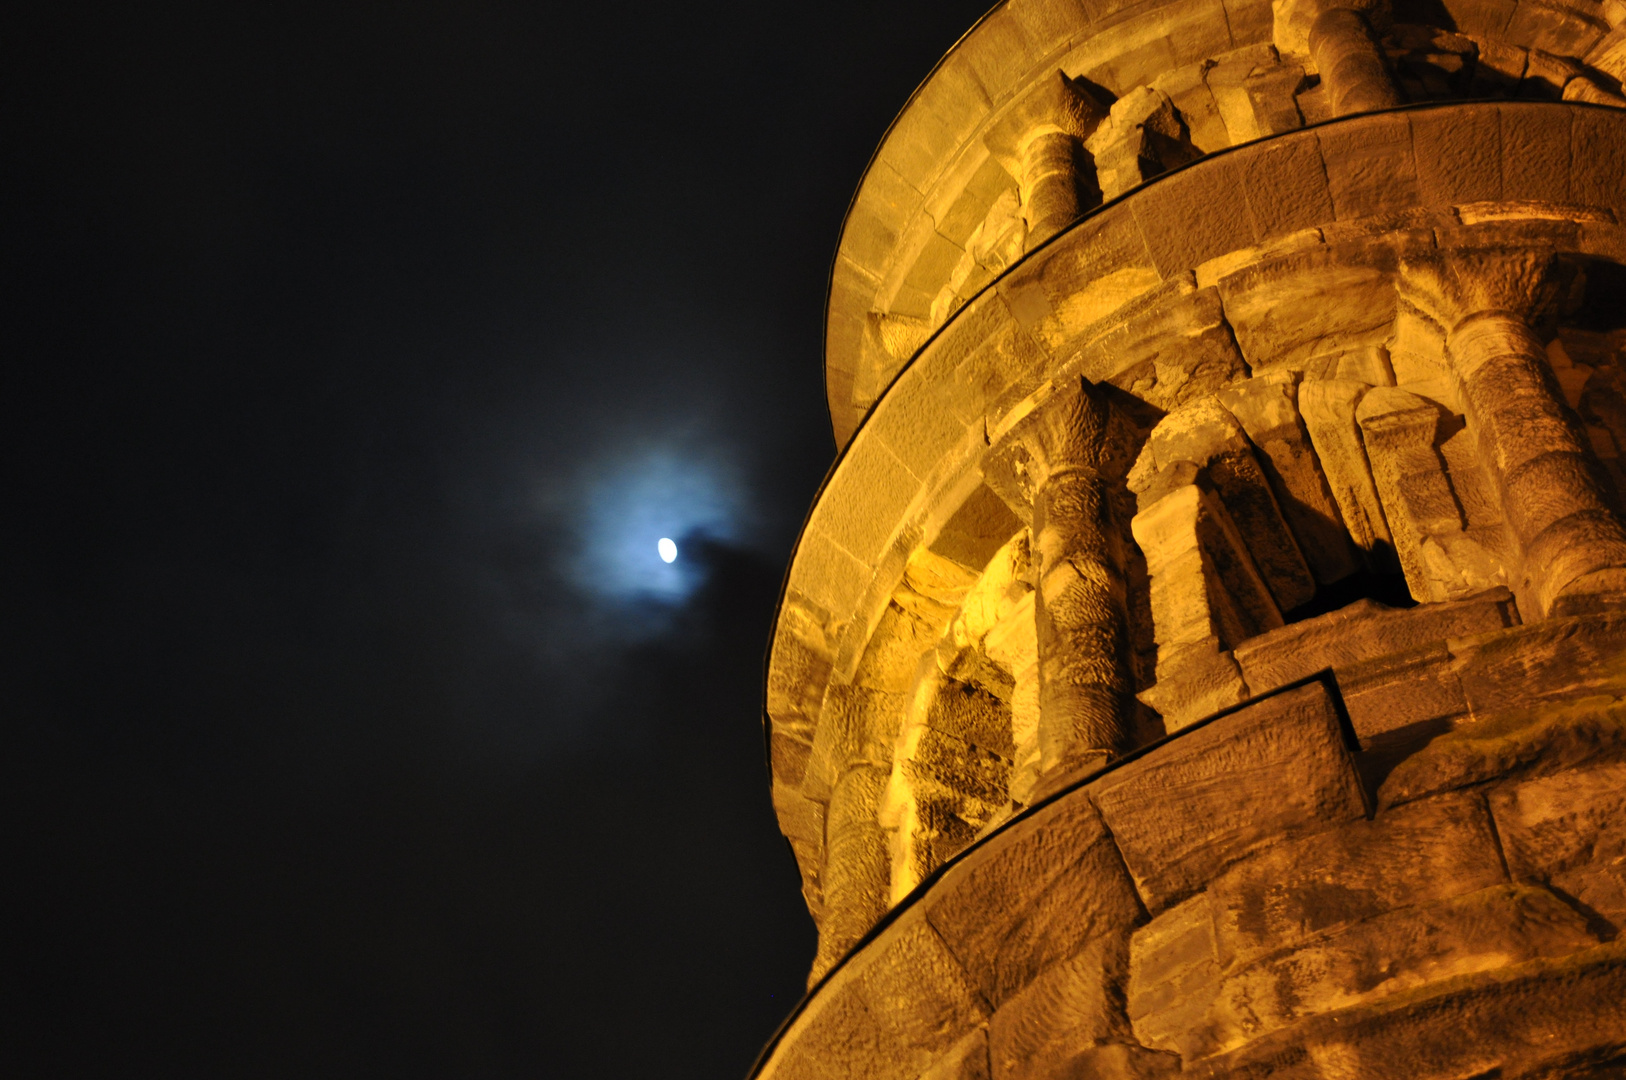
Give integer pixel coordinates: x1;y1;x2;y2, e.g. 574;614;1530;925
756;1;1626;1077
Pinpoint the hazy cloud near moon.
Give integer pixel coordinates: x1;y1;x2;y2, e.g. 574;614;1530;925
564;437;751;608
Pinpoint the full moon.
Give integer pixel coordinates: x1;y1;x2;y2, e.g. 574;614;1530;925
657;537;677;563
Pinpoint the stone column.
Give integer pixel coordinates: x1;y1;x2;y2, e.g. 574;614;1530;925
986;378;1133;775
1400;249;1626;616
1276;0;1401;116
1018;130;1084;246
1309;7;1403;115
983;72;1107;250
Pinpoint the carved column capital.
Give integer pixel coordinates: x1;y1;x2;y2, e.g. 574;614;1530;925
987;378;1111;502
983;73;1108;249
1399;248;1625;616
981;72;1107;164
1397;248;1575;338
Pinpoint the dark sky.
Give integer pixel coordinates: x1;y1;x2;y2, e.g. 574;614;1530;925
0;2;991;1076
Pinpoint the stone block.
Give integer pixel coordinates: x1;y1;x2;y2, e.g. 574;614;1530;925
1137;638;1249;733
985;934;1134;1080
1412;104;1501;207
1231;588;1517;695
1130;482;1281;715
1131;159;1257;278
925;789;1145;1008
1200;884;1599;1055
1506;0;1607;55
762;976;885;1080
817;764;895;979
805;684;906;802
791;530;872;625
918;1027;990;1080
1336;640;1468;742
1000;208;1160;350
1454;613;1626;719
1317;112;1418;221
1218;240;1401;373
1207;791;1509;969
852;912;991;1077
1356;387;1471;603
1186;941;1626;1080
1070;283;1250;415
1572;105;1626;218
1150;63;1228;154
1086;85;1199;200
1090;681;1369;912
1127;893;1223;1058
1490;759;1626;927
1299;378;1397;572
1500;102;1573;203
1218;371;1359;584
1238;130;1335;240
1132;396;1317;611
1376;692;1626;812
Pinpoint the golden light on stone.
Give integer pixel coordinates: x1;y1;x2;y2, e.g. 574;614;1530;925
751;0;1626;1076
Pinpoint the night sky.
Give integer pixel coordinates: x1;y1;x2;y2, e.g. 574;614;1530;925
1;2;992;1076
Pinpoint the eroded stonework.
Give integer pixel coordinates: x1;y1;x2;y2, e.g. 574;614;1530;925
757;1;1626;1076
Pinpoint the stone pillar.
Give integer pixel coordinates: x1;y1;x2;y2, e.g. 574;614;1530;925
1309;7;1403;115
1018;130;1083;246
983;72;1108;249
1400;249;1626;615
986;379;1133;775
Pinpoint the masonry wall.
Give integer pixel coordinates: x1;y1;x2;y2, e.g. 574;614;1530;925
758;2;1626;1075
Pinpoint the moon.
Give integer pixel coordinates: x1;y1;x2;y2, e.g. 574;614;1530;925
657;537;678;563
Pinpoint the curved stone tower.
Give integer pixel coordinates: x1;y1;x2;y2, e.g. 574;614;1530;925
757;1;1626;1077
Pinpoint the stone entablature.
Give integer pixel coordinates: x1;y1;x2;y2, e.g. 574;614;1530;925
753;607;1626;1080
769;100;1626;980
827;0;1626;445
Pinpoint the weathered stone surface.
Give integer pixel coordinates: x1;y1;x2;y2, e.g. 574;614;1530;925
1068;282;1249;414
804;684;906;802
1299;377;1399;572
1200;884;1599;1055
1127;893;1223;1057
1357;386;1509;602
771;27;1626;1075
1231;588;1517;694
1091;682;1368;912
1131;395;1317;611
1454;612;1626;718
1378;694;1626;812
1185;942;1626;1080
1084;85;1197;201
1217;238;1403;375
925;789;1145;1008
918;1026;990;1080
760;977;885;1080
816;764;894;981
1336;640;1467;744
1132;483;1278;727
1217;371;1359;584
1490;759;1626;930
1207;791;1509;968
985;934;1134;1080
775;782;830;918
854;913;991;1076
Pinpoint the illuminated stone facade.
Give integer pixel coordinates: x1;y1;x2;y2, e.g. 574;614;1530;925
757;0;1626;1077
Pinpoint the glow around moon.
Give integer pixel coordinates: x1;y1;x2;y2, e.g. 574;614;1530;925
558;442;747;610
